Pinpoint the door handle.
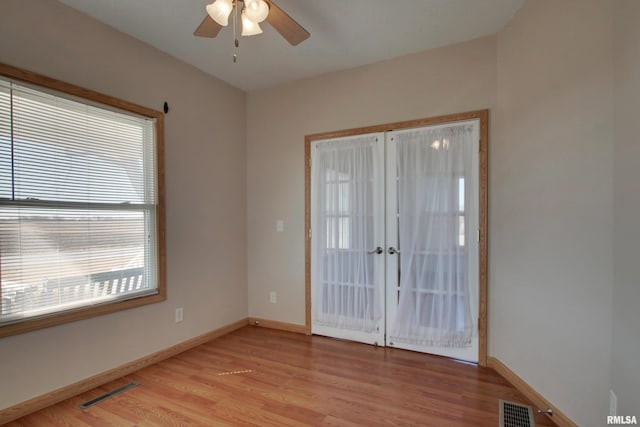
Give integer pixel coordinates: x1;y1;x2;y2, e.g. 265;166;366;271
367;246;384;254
387;246;400;255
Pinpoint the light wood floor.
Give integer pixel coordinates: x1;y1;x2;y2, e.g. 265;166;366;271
8;326;554;426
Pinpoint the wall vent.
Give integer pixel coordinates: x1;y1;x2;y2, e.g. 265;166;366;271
499;400;536;427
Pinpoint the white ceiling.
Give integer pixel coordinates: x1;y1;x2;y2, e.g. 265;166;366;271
58;0;524;92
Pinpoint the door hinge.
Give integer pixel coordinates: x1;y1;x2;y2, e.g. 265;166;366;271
308;228;312;240
477;229;480;243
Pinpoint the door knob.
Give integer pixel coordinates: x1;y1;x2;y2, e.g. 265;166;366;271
387;246;400;255
367;246;384;254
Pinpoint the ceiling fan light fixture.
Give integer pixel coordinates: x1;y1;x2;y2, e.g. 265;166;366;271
206;0;233;26
241;9;263;36
244;0;269;23
194;0;310;47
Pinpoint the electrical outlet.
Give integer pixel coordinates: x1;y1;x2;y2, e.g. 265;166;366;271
610;389;617;416
175;307;184;323
276;220;284;232
270;291;277;304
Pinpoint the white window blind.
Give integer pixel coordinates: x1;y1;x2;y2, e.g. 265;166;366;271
0;77;158;325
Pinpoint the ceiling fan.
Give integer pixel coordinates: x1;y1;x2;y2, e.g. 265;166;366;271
194;0;310;46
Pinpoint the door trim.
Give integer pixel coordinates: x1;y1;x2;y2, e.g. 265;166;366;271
304;109;489;366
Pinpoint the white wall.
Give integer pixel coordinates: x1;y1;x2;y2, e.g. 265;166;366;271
612;0;640;417
247;36;497;325
492;1;614;425
0;0;247;410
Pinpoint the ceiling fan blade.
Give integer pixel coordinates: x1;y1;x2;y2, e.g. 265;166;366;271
193;15;223;38
265;0;310;46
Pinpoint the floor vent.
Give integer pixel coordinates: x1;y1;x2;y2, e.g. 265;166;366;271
79;382;139;409
499;400;536;427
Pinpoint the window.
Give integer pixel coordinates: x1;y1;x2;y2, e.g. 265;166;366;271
324;168;352;250
0;64;165;337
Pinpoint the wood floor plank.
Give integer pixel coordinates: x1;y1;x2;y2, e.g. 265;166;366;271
7;326;554;426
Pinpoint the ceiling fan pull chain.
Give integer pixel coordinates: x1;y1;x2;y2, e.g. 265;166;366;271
232;0;239;62
233;33;238;63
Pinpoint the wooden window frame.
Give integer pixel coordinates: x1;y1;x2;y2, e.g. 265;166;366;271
0;62;166;338
304;110;488;366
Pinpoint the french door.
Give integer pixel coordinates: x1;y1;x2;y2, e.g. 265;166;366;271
310;133;386;346
310;117;482;363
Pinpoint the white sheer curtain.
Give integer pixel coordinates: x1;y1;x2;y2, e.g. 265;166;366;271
389;123;475;347
312;135;382;333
